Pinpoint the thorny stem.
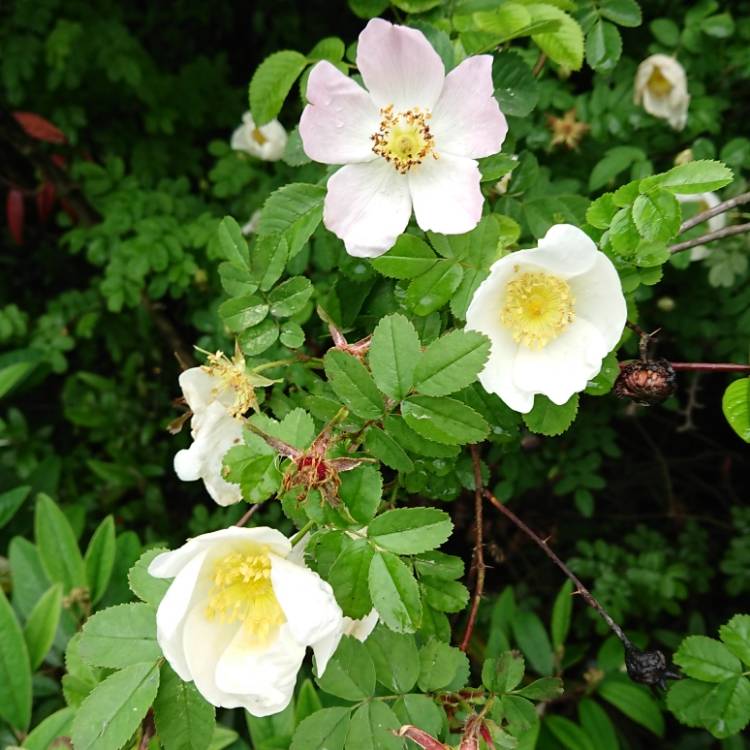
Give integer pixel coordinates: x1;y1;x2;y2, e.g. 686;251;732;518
679;190;750;233
460;445;486;652
669;221;750;254
483;490;632;649
234;503;261;527
617;360;750;373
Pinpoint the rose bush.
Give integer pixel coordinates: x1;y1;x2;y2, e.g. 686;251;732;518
2;1;750;750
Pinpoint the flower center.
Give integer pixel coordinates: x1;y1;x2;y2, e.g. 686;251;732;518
205;551;285;643
251;128;268;145
647;67;673;97
371;105;436;174
500;270;575;349
204;350;258;417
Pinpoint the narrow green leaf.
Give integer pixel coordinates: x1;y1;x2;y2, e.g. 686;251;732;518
258;183;326;257
84;515;116;605
512;610;554;676
402;395;489;445
0;589;32;730
23;582;63;670
578;699;619;750
364;427;414;473
249;50;307;125
154;663;216;750
654;160;734;195
368;507;453;555
324;349;384;419
551;579;574;650
22;707;75;750
216;217;249;267
34;494;86;593
328;540;375;619
0;485;30;529
339;465;382;524
369;313;421;401
413;330;490;397
368;551;422;633
544;715;596;750
71;660;161;750
79;602;161;669
405;260;463;316
598;677;665;736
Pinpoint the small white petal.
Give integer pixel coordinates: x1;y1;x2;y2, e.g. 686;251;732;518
270;554;343;649
323;160;411;257
356;18;445;111
408;154;483;235
215;624;305;717
344;610;379;642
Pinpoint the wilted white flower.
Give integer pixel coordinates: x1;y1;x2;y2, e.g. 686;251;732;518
466;224;627;413
299;18;507;258
149;527;345;716
174;351;275;506
677;192;726;260
231;112;287;161
634;54;689;131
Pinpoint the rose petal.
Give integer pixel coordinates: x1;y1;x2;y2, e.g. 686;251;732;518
323;160;411;257
300;61;380;164
408;153;483;235
431;55;507;159
357;18;445;111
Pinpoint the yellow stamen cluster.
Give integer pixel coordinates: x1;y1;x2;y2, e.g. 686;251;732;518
371;105;437;174
647;66;673;96
500;270;575;350
251;128;268;145
205;551;285;643
203;349;258;417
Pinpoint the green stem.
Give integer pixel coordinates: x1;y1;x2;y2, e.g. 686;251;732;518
291;520;315;546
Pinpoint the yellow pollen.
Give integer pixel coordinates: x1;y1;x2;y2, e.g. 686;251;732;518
647;66;673;97
500;271;575;349
371;105;437;174
203;349;258;417
204;551;285;643
251;128;268;145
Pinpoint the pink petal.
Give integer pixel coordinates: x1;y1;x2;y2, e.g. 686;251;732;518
300;61;380;164
357;19;445;111
408;154;483;234
323;160;411;257
431;55;508;159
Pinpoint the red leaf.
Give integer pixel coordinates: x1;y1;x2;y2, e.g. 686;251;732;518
36;181;56;223
6;189;25;245
13;111;67;144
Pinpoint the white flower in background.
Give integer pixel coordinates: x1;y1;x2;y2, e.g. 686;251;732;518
677;192;725;261
231;112;287;161
634;54;690;131
174;351;273;506
299;18;507;258
241;209;262;236
466;224;627;413
149;527;345;716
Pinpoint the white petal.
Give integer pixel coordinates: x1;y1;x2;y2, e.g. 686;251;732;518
568;253;627;351
408;154;483;235
270;554;343;648
323;161;411;257
431;55;507;159
299;61;380;164
512;318;609;405
255;120;288;161
465;259;534;413
311;622;343;677
215;623;305;717
344;610;379;642
356;18;445;111
154;549;210;681
514;224;600;278
183;601;245;709
231;125;253;152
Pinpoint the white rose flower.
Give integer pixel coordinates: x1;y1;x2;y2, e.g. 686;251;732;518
634;54;690;131
466;224;627;413
241;209;262;236
149;526;345;717
676;192;726;261
231;112;287;161
174;367;243;507
299;18;507;258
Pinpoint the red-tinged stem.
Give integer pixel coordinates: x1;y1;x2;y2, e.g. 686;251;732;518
618;361;750;373
679;191;750;233
460;445;486;652
669;222;750;254
484;490;632;649
234;504;261;527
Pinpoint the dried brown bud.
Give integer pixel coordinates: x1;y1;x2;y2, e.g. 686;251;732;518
614;359;677;405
